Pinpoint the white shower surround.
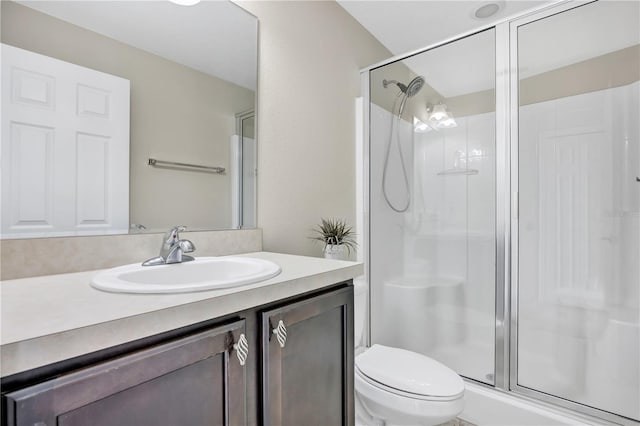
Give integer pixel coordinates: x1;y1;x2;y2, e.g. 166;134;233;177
517;81;640;420
366;80;639;422
369;102;497;384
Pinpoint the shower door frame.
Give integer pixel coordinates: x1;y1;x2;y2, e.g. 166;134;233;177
362;1;637;425
362;19;514;393
508;2;637;425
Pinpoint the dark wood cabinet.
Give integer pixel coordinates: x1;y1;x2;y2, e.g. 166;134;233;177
2;283;353;426
262;286;354;426
4;320;247;426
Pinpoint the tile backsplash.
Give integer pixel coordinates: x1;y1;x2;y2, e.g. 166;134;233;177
0;229;262;280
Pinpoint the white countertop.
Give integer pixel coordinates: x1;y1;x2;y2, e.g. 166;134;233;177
1;252;363;377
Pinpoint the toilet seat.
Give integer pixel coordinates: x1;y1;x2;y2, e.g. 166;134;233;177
355;344;464;400
355;366;462;402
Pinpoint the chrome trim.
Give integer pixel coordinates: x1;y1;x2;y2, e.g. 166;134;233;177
508;6;520;395
508;0;592;28
235;109;255;229
361;69;371;348
494;22;511;391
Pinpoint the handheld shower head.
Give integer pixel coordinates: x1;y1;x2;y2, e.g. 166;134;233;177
383;79;406;92
405;76;425;97
381;76;426;213
383;76;425;98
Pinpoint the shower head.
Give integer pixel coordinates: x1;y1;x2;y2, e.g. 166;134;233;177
405;76;425;97
383;76;425;97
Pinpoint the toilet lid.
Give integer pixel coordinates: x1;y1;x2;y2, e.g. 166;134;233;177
355;344;464;397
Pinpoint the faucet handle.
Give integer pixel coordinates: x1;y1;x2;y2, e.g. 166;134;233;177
165;225;187;242
171;225;187;234
144;226;193;266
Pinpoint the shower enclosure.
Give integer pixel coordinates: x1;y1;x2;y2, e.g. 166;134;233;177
363;1;639;424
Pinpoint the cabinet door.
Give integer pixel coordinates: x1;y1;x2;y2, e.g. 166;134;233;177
262;285;354;426
5;320;248;426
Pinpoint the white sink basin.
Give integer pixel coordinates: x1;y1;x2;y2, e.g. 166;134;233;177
91;256;281;294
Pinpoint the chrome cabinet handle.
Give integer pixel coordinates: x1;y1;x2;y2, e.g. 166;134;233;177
272;320;287;348
233;333;249;366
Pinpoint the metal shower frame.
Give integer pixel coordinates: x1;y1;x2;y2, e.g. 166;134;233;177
360;1;635;424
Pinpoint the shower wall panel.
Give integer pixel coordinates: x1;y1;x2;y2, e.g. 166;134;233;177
517;81;640;421
369;102;412;349
408;112;496;382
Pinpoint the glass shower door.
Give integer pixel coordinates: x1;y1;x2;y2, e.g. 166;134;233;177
369;28;497;384
515;1;640;420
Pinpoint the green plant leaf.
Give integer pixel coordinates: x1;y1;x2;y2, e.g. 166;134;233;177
309;218;358;255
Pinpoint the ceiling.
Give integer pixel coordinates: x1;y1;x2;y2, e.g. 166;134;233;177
16;1;257;90
17;1;639;97
339;0;640;98
337;0;553;97
337;0;552;56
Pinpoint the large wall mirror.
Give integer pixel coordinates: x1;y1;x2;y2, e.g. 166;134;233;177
1;0;258;239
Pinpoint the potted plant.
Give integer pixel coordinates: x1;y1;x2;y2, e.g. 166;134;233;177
311;218;357;260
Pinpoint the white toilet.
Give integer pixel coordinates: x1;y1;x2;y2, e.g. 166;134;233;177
353;278;465;426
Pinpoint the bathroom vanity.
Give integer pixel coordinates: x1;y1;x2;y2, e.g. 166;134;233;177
0;252;361;426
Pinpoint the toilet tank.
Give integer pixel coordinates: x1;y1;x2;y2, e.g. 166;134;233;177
354;277;368;349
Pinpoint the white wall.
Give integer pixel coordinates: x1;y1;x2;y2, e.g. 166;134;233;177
236;1;390;257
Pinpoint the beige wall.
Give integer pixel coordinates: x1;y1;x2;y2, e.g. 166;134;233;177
520;44;640;105
1;1;255;232
446;44;640;118
237;1;390;258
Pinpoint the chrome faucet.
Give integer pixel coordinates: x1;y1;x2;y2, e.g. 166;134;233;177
142;226;195;266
